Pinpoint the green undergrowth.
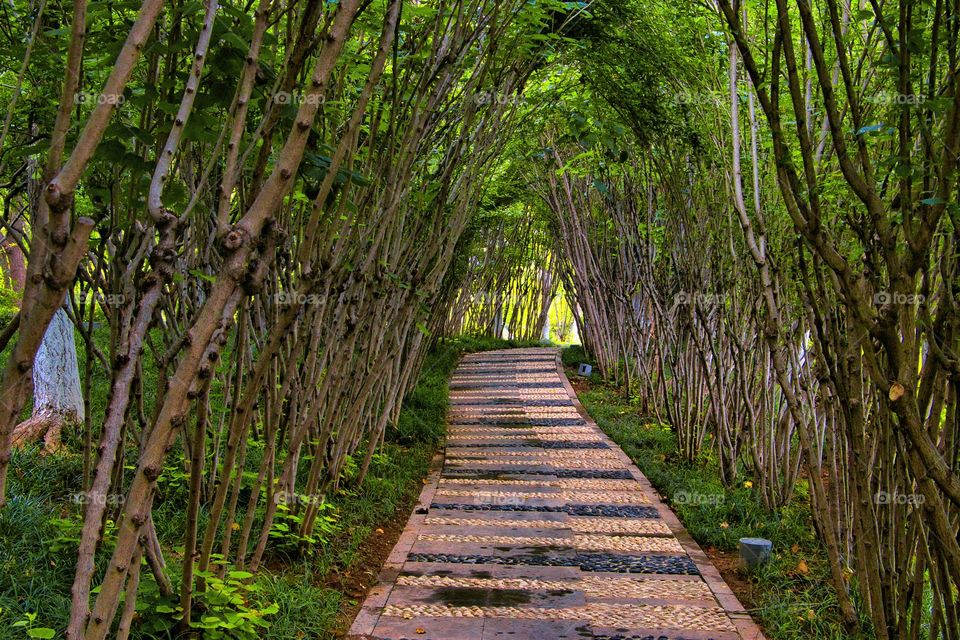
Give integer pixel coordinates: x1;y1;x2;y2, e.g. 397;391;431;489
562;345;873;640
0;333;535;639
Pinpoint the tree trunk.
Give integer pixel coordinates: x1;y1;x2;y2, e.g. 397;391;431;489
12;307;84;452
0;232;25;294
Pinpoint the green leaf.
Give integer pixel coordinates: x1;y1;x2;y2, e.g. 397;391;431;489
189;269;217;284
27;629;56;639
228;570;254;580
349;171;372;187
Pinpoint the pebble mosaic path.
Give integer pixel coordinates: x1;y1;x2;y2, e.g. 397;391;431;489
348;348;765;640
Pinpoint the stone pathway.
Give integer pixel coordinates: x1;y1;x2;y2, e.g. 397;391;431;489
348;348;764;640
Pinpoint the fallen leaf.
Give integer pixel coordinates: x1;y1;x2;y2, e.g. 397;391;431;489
231;522;241;531
415;628;426;635
743;481;753;489
402;612;413;620
889;382;905;401
376;528;384;534
796;559;810;575
791;544;800;554
806;609;816;621
720;522;729;529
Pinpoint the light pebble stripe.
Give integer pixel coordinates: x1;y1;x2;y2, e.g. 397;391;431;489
447;416;584;420
450;389;573;398
448;426;594;433
423;516;673;535
417;533;682;553
436;489;560;499
450;392;568;397
560;490;650;504
450;390;567;394
439;478;642;491
446;434;599;441
447;418;579;422
437;489;558;499
445;450;619;458
574;534;683;553
445;450;620;458
447;419;584;425
395;575;714;601
435;489;650;504
443;462;623;470
445;459;625;469
382;603;736;631
449;397;569;402
445;450;621;459
570;517;673;535
449;388;567;392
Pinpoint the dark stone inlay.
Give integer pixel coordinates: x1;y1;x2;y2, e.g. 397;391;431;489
405;553;698;575
429;503;660;519
443;469;634;480
454;367;559;374
450;382;562;390
541;441;606;449
591;636;720;640
555;469;634;479
450;418;587;427
390;634;717;640
446;441;607;450
449;398;526;406
565;505;659;518
427;587;532;606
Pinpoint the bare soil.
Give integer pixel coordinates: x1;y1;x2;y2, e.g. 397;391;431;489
705;546;758;611
331;487;422;638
